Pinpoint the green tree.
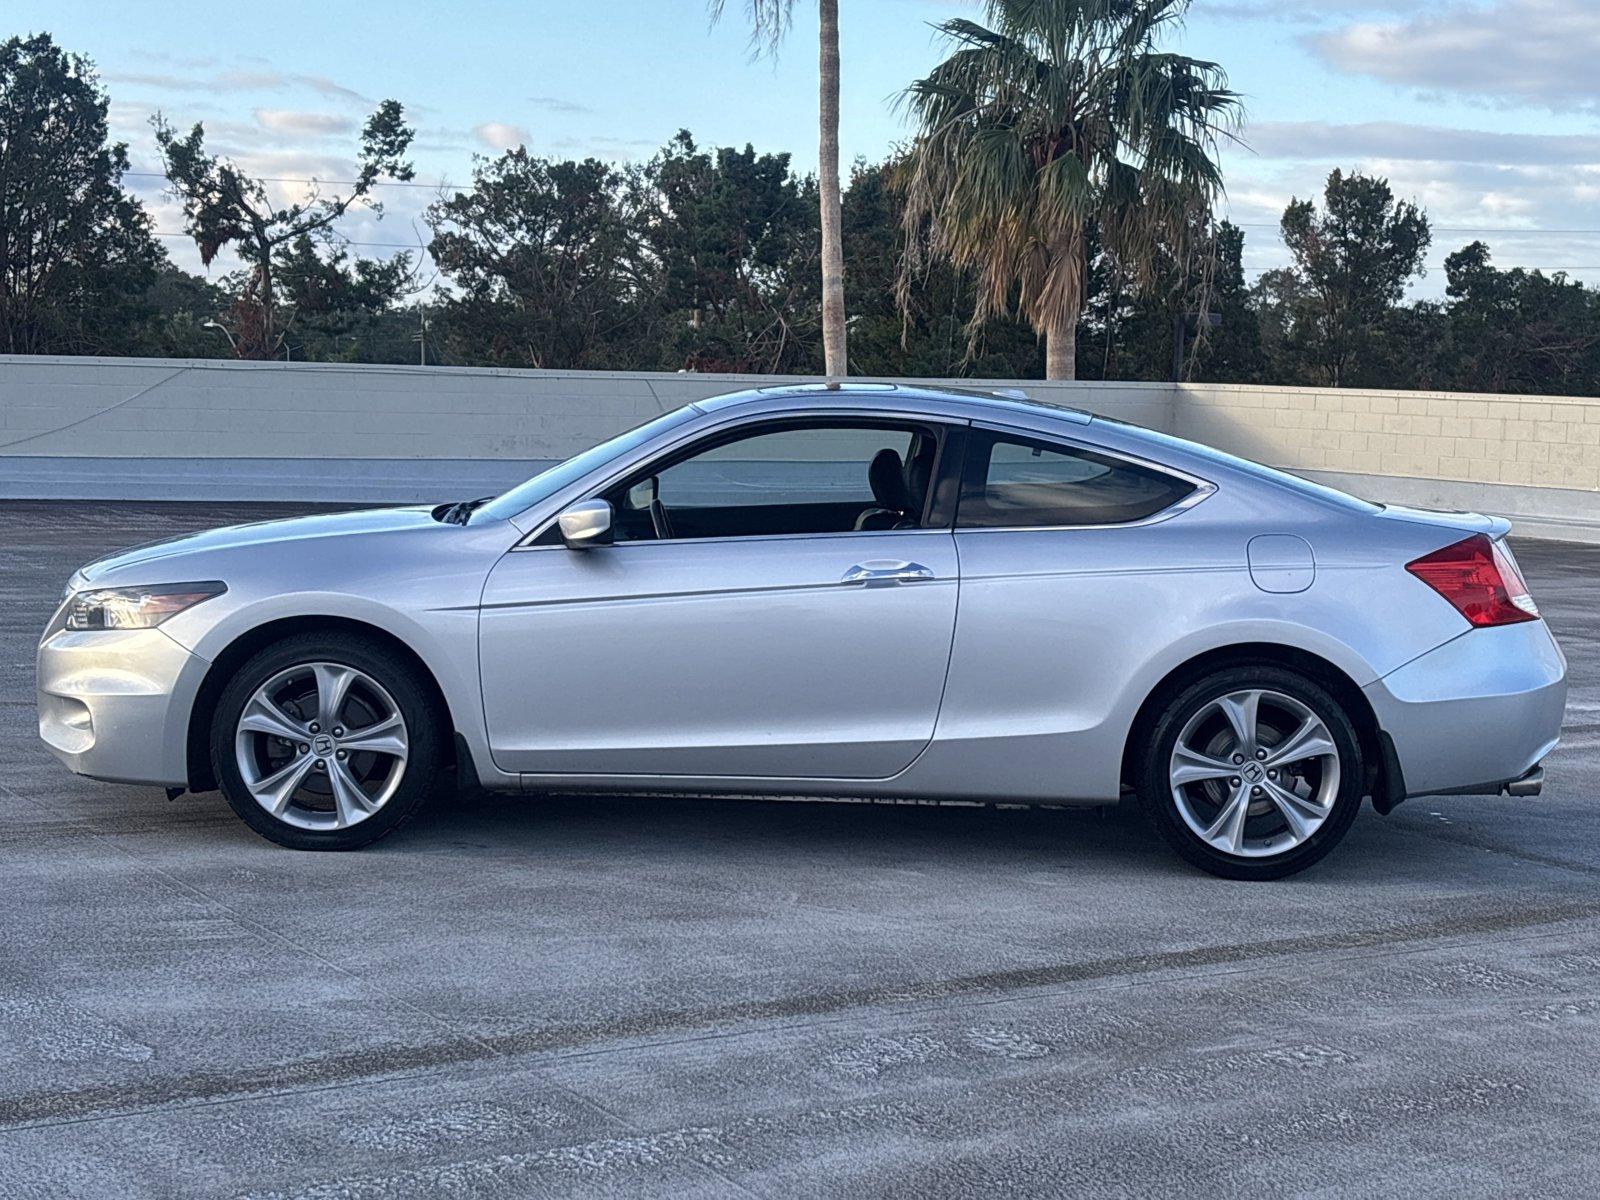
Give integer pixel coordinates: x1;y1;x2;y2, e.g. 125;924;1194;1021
1440;242;1600;396
426;148;647;369
0;33;163;354
710;0;847;376
153;99;414;359
641;131;820;373
1275;168;1430;386
273;234;421;362
1080;219;1261;383
127;264;230;359
897;0;1241;380
843;158;1041;378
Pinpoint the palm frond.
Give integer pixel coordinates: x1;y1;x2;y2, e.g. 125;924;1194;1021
897;0;1243;370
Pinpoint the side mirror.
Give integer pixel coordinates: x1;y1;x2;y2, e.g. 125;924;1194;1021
557;499;614;549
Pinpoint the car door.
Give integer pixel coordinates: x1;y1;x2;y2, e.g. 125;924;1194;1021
930;423;1218;800
478;416;962;780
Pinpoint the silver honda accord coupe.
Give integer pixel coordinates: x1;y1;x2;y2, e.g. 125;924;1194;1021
37;383;1567;878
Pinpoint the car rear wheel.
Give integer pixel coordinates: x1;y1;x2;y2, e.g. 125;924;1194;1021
1136;665;1363;880
211;632;444;850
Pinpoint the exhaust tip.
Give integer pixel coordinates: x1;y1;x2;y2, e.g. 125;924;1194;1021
1504;766;1544;798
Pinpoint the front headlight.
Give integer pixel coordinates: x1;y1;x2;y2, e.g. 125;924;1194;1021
62;581;227;631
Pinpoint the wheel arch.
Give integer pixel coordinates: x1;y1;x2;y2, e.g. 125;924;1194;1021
1119;641;1398;810
184;614;459;792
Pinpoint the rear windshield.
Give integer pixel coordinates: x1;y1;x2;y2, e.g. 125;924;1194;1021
1093;419;1382;515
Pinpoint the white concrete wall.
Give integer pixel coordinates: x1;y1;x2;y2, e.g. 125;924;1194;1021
2;355;1596;540
0;356;1173;461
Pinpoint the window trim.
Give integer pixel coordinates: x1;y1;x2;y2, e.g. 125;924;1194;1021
954;421;1216;533
519;412;965;549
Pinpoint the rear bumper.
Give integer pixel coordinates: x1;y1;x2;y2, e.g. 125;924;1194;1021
36;628;207;787
1364;620;1567;799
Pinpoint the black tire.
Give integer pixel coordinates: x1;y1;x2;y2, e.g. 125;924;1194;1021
1135;664;1364;881
211;632;445;850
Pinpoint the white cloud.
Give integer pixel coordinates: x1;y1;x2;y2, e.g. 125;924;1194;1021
253;109;356;137
1209;0;1412;22
527;95;592;115
1221;153;1600;295
1312;0;1600;112
1248;121;1600;167
473;122;528;151
104;65;372;105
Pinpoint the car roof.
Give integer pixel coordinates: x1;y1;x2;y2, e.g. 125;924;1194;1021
691;382;1379;517
692;382;1095;427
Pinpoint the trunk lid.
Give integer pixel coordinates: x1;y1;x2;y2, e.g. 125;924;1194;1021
1374;503;1513;542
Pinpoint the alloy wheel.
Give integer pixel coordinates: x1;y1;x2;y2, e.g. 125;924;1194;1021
233;661;409;831
1168;687;1341;859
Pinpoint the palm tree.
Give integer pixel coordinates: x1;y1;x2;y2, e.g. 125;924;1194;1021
898;0;1241;380
710;1;847;378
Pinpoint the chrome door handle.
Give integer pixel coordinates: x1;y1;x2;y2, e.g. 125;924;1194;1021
841;560;936;587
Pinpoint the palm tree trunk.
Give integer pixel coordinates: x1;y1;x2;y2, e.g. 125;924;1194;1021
1046;308;1077;380
817;0;846;378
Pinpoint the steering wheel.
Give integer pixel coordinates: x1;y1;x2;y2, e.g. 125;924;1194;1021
649;496;675;540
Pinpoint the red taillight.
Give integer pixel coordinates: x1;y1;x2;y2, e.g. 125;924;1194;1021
1405;534;1539;627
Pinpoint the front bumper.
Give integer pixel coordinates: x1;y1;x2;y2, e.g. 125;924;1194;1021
1364;619;1568;799
37;628;209;787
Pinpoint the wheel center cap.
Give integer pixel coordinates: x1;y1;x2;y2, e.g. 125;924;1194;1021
1242;761;1265;784
312;734;335;756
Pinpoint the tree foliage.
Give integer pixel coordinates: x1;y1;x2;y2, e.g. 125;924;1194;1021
426;148;647;369
1269;168;1431;386
642;131;820;373
0;34;164;355
1440;243;1600;395
153;99;415;358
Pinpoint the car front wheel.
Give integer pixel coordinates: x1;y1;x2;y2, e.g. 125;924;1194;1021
211;632;444;850
1137;665;1364;880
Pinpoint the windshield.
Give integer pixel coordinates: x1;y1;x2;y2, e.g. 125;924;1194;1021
472;406;700;523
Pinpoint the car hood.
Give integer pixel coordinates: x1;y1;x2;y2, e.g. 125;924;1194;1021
78;506;440;582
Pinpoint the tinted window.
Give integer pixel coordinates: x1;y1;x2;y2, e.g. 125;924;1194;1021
605;421;937;542
656;425;916;509
958;431;1196;528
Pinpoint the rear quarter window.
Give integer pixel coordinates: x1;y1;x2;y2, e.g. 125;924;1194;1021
958;431;1197;528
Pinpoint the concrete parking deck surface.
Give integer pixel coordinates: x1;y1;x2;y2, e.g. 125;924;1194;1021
4;501;1600;1198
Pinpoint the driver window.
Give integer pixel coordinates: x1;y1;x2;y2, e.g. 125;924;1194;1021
607;422;936;542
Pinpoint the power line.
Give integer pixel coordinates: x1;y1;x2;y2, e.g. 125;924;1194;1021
1231;222;1600;236
125;169;452;191
122;171;1600;237
154;230;426;250
123;172;1600;237
119;173;1600;238
148;231;1600;274
1241;264;1600;273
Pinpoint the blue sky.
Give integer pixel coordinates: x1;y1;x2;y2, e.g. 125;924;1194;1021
9;0;1600;296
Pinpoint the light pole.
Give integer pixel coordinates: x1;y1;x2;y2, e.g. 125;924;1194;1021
201;320;238;355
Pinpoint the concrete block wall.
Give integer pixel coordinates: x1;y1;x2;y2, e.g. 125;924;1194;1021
1170;383;1600;541
2;355;1596;540
1172;384;1600;489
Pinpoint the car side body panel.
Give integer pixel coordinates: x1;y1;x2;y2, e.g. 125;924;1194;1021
900;496;1486;803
